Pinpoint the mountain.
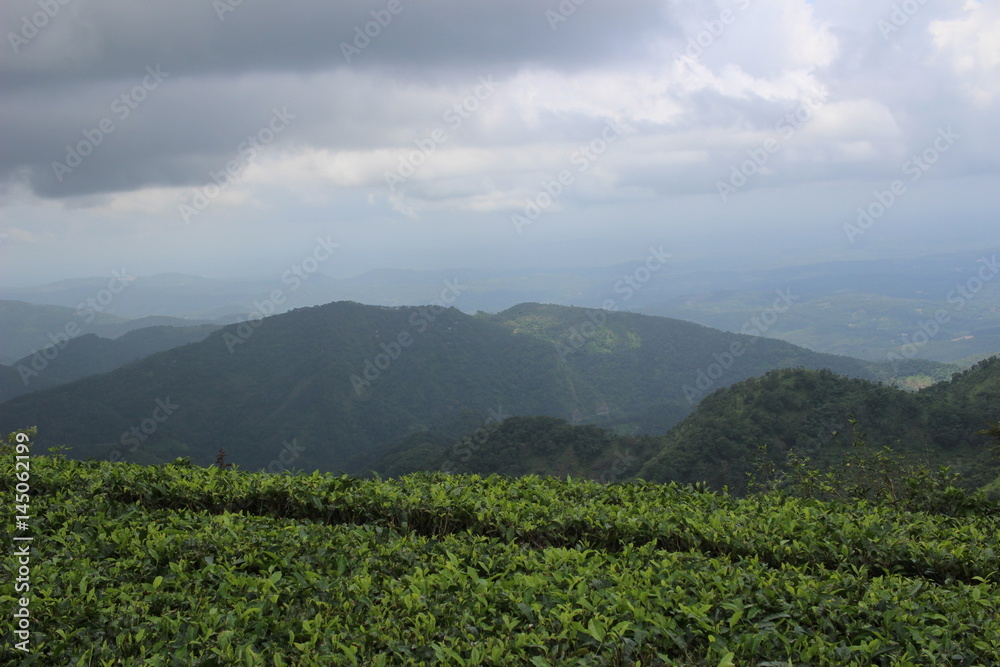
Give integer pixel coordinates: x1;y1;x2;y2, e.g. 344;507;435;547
636;250;1000;363
0;300;218;362
0;300;127;363
1;324;220;403
0;365;27;410
637;356;1000;493
0;301;931;474
641;291;1000;364
0;302;584;471
5;247;997;365
479;303;952;430
0;268;616;320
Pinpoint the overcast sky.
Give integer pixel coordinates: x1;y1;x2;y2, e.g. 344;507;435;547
1;0;997;287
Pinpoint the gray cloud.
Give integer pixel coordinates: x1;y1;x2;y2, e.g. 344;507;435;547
0;0;997;286
2;0;681;197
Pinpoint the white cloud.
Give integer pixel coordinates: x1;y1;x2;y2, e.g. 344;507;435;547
930;1;1000;103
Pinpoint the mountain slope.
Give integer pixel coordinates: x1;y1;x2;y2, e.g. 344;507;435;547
482;303;947;432
638;357;1000;493
2;324;220;402
368;414;660;481
0;300;127;363
0;302;586;472
0;301;947;474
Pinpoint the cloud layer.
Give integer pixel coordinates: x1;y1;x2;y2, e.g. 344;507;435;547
1;0;997;284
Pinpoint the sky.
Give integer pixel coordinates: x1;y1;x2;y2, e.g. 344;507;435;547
1;0;998;287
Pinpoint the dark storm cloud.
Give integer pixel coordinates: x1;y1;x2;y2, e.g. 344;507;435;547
1;0;678;198
2;0;676;86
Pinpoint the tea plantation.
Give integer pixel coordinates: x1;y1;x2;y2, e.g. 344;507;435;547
3;452;999;665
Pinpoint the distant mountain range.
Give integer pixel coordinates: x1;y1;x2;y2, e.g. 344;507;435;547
0;324;219;403
0;301;944;474
0;300;220;363
3;247;997;363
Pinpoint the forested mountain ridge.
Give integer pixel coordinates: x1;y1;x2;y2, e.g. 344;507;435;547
0;300;934;473
637;357;1000;493
479;303;952;431
369;358;1000;495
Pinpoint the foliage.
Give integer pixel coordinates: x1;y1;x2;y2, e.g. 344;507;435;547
981;422;1000;461
371;415;658;482
1;425;37;454
747;420;997;517
640;360;1000;493
214;448;234;469
2;451;998;665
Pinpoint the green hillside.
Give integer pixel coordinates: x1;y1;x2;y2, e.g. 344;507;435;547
2;443;997;665
0;301;935;474
638;357;1000;493
369;415;660;482
479;303;948;432
0;302;600;473
371;361;999;495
